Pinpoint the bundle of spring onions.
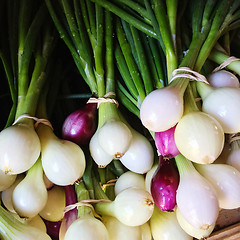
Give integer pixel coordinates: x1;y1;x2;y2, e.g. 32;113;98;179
1;0;240;239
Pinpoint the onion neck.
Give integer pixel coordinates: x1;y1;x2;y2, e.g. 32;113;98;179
98;102;120;129
74;181;94;219
183;84;199;115
175;154;196;178
196;82;214;100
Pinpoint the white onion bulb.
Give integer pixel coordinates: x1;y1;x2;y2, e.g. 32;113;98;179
208;70;239;88
176;159;219;230
96;187;154;227
89;130;113;167
98;119;132;158
37;124;86;186
120;129;154;174
64;216;109;240
39;185;65;222
0;206;51;240
195;163;240;209
150;206;193;240
175;111;224;164
0;123;40;174
102;216;141;240
201;86;240;133
140;222;152;240
140;86;184;132
0;170;16;191
145;164;158;193
1;174;25;213
114;171;145;195
176;207;214;239
226;141;240;171
12;158;48;218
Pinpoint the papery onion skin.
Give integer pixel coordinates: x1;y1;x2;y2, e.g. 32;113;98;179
175;111;224;164
151;156;179;212
208;70;240;88
176;207;214;239
155;125;180;158
202;87;240;133
140;86;184;132
150;206;193;240
114;171;145;195
64;216;109;240
62;103;97;147
0;123;40;174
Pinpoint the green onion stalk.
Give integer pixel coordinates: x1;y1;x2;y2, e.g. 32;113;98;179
0;0;56;175
45;0;155;181
91;0;240;136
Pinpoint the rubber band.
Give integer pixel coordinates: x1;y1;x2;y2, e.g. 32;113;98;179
212;56;240;73
64;199;112;219
171;67;209;84
87;92;119;108
13;114;53;130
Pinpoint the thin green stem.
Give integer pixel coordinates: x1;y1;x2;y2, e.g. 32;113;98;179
105;11;115;94
89;0;156;39
94;4;105;97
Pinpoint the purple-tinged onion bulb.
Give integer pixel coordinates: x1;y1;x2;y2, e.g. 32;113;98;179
155;125;180;158
151;156;179;211
62;103;97;146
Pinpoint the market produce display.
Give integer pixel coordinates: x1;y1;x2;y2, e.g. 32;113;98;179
1;0;240;239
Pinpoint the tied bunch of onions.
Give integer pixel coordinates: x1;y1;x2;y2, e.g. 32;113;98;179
1;0;240;240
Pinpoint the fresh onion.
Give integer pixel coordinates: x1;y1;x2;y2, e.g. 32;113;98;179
155;125;180;158
89;130;113;167
145;164;158;193
62;103;97;146
102;215;141;240
114;171;145;195
208;70;239;88
0;123;40;174
226;139;240;171
64;216;109;240
150;206;193;240
176;207;214;239
0;170;16;192
195;163;240;209
175;111;224;164
36;124;86;186
175;154;219;230
39;185;66;222
12;158;48;218
140;85;184;132
95;187;154;226
197;82;240;133
98;119;132;159
120;129;154;174
1;174;25;213
151;156;179;211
